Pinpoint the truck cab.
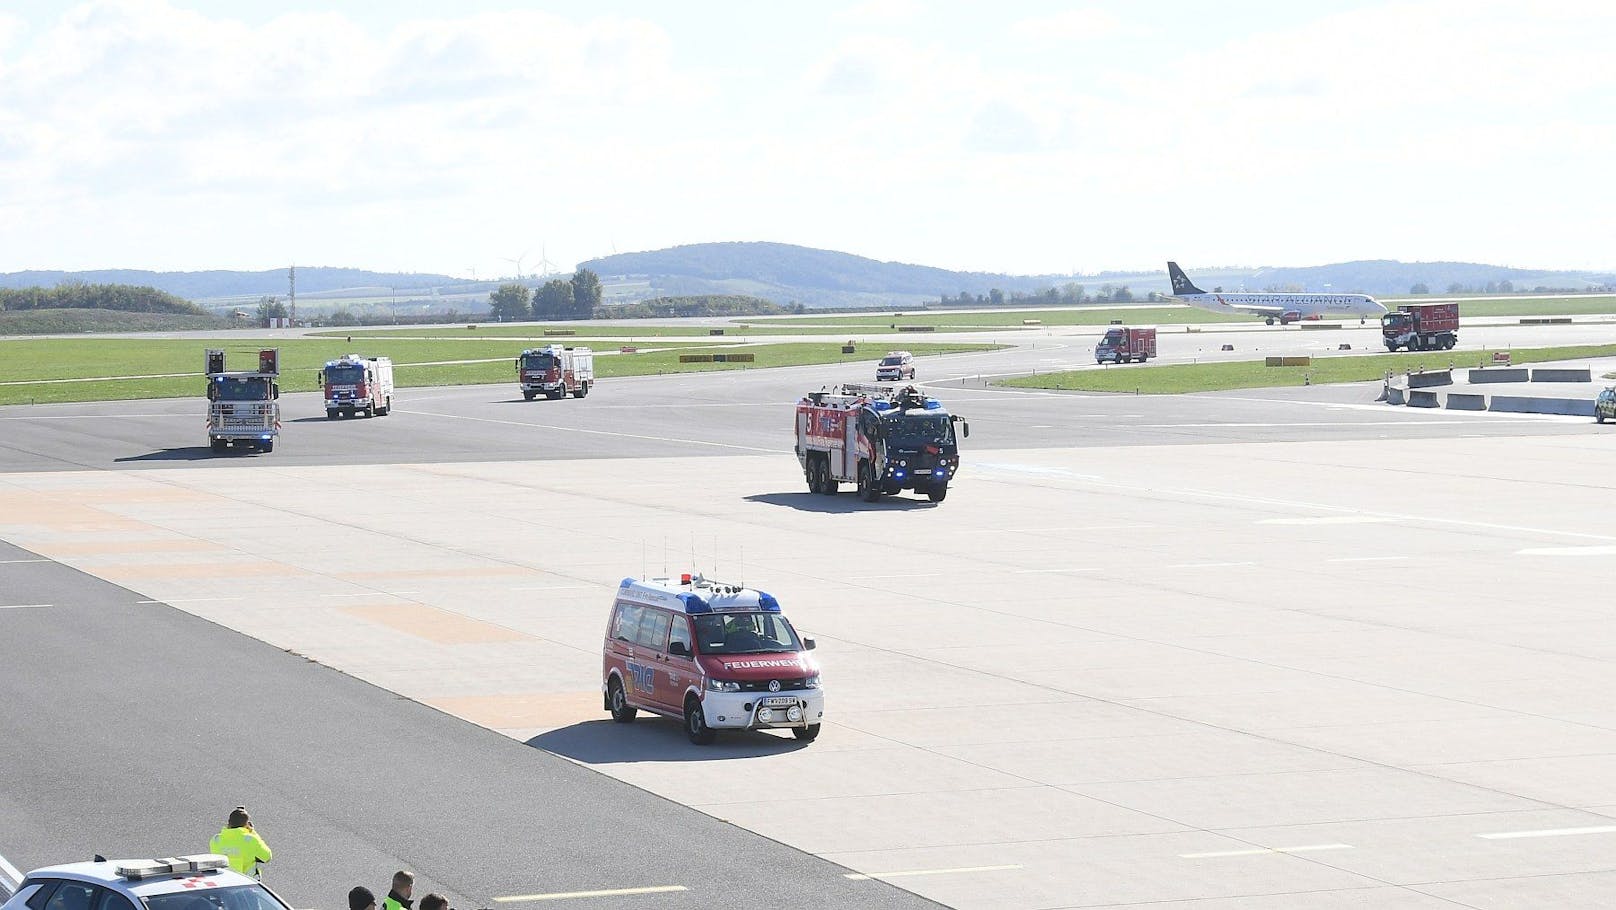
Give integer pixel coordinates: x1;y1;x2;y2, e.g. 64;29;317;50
518;345;594;400
205;349;280;454
320;353;393;419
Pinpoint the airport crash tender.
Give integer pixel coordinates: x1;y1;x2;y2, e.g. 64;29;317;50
205;348;280;454
603;574;823;745
795;383;969;503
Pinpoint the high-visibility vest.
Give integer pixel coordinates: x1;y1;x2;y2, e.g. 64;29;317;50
210;826;272;877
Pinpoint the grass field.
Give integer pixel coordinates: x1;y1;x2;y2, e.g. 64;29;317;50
744;306;1251;328
1421;296;1616;317
1000;344;1616;394
0;338;999;406
314;323;937;338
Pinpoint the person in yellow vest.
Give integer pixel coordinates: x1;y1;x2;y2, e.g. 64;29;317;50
209;806;272;878
382;871;414;910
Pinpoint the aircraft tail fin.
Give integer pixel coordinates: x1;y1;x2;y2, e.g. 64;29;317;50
1167;262;1206;296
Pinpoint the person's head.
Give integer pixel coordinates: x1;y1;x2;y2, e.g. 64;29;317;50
418;895;447;910
391;872;414;899
348;888;375;910
227;807;250;829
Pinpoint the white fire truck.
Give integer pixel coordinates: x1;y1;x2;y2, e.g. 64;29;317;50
795;383;969;503
205;348;280;454
517;345;594;400
319;353;394;418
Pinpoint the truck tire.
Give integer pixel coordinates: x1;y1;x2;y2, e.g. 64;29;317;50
685;695;716;745
1598;412;1606;424
927;483;948;503
574;382;589;398
793;724;821;742
260;440;274;453
365;404;375;418
818;458;838;496
805;461;820;494
210;439;227;454
858;461;880;503
325;408;338;419
522;391;535;401
547;388;564;400
378;397;391;416
607;677;636;723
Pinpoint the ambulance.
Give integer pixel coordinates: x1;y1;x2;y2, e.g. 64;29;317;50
602;574;823;745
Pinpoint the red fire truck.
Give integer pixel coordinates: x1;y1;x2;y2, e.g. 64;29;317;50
795;384;968;504
1095;327;1157;364
1382;303;1459;351
517;345;594;400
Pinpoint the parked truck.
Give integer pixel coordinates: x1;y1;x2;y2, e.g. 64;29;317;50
320;353;393;418
795;383;969;503
1095;326;1157;364
1382;303;1459;351
518;345;594;400
205;348;280;454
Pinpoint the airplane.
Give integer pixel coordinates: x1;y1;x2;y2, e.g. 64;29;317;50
1166;262;1386;325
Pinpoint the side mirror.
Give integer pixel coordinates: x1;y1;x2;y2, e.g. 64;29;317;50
315;372;322;385
668;641;690;657
272;384;280;400
961;421;970;438
803;637;817;651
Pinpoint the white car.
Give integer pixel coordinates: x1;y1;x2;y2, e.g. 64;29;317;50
2;856;291;910
876;351;916;381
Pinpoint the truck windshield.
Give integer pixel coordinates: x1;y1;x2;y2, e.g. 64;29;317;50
147;885;290;910
693;612;801;654
1382;314;1409;329
214;378;270;401
522;354;556;370
883;412;951;447
1101;329;1124;344
326;364;364;384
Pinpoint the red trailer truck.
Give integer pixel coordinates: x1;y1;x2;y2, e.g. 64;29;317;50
1095;327;1157;364
1382;303;1459;351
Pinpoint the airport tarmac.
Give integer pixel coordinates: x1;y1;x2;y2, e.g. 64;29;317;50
6;340;1616;908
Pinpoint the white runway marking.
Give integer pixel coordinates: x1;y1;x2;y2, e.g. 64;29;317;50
861;573;944;579
399;408;787;454
1135;421;1481;428
844;864;1024;880
1517;545;1616;556
0;559;49;563
1260;516;1394;525
0;413;191;419
979;525;1151;532
1163;561;1256;569
1478;825;1616;840
1181;843;1353;859
492;885;688;902
1327;555;1409;563
0;848;22;893
1013;567;1098;574
0;604;51;610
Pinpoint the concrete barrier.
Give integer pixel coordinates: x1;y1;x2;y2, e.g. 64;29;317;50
709;328;726;335
1408;389;1441;407
1386;386;1406;405
1489;395;1596;416
1220;343;1234;351
679;354;714;363
1446;393;1487;410
1299;323;1342;330
1265;356;1312;366
897;325;937;332
543;329;575;336
1520;317;1573;325
1407;369;1453;388
1022;319;1042;325
1338;343;1352;350
712;352;754;363
1531;368;1592;383
1466;368;1529;383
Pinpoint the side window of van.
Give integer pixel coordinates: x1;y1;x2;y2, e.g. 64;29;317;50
613;603;643;642
636;608;671;650
668;616;694;657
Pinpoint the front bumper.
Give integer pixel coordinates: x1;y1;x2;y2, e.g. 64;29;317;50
701;688;825;730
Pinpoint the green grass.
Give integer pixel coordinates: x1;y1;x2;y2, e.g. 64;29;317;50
745;306;1250;328
0;338;1000;406
0;308;230;335
313;322;929;338
1429;297;1616;317
1000;344;1616;394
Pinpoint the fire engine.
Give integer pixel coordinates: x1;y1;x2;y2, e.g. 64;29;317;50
517;345;594;400
795;383;969;503
319;353;394;418
205;348;280;454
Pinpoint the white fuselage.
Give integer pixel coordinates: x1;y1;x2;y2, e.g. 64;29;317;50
1173;291;1386;321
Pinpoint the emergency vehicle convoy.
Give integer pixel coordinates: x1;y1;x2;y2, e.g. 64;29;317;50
1382;302;1460;351
795;383;968;503
604;574;823;745
205;349;280;454
517;344;594;400
319;353;393;418
1095;326;1157;364
3;855;293;910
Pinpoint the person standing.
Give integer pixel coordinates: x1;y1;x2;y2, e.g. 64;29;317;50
209;807;272;878
348;887;377;910
418;895;447;910
382;871;414;910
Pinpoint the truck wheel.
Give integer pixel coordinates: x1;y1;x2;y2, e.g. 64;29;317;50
575;382;589;398
378;397;391;416
1265;317;1275;326
927;484;948;503
819;458;838;496
858;461;880;503
1409;336;1423;351
260;441;274;454
522;391;535;401
805;461;820;494
365;404;375;418
793;724;820;742
325;409;338;419
685;696;716;745
343;408;354;418
210;439;227;454
607;677;637;723
548;389;564;400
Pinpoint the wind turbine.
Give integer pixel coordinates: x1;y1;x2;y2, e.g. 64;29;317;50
500;250;530;282
538;243;555;279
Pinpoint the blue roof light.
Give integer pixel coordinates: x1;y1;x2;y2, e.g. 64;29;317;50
757;592;781;613
923;400;942;409
619;577;634;588
678;592;712;614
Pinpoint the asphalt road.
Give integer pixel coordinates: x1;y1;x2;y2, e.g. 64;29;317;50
0;539;938;910
0;340;1598;474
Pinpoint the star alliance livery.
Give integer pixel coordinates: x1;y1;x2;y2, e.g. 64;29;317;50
1166;262;1386;325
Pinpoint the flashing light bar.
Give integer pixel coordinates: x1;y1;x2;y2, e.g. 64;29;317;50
117;855;229;880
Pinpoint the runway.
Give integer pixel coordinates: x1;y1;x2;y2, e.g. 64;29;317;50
6;333;1616;908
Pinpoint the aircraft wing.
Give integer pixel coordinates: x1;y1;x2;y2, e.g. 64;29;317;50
1217;297;1286;317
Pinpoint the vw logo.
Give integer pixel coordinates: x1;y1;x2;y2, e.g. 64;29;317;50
767;679;781;692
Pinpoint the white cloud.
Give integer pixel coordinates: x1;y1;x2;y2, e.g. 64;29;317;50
1007;8;1123;44
833;0;922;26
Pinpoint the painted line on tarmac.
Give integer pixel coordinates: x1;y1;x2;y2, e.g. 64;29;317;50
0;558;49;563
845;864;1024;881
0;848;23;892
1180;844;1353;859
1013;567;1098;574
1517;545;1616;556
0;604;51;610
1133;420;1483;428
0;413;191;419
1478;825;1616;840
1259;516;1394;525
1163;561;1256;569
491;885;688;902
398;408;787;454
1328;555;1408;563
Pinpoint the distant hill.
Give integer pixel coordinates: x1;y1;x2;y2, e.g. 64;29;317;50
0;267;462;302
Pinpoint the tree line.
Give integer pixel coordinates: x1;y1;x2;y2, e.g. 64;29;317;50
938;283;1158;308
0;282;205;314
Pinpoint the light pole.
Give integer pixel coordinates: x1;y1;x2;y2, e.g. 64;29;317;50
390;287;397;324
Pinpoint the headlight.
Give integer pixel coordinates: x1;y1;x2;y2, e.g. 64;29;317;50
706;678;741;692
804;674;821;689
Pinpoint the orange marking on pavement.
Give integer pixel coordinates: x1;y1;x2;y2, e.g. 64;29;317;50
346;603;531;644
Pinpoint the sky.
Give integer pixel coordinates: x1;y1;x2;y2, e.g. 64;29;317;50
0;0;1612;277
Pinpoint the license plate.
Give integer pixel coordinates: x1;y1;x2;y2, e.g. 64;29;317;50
761;696;795;707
